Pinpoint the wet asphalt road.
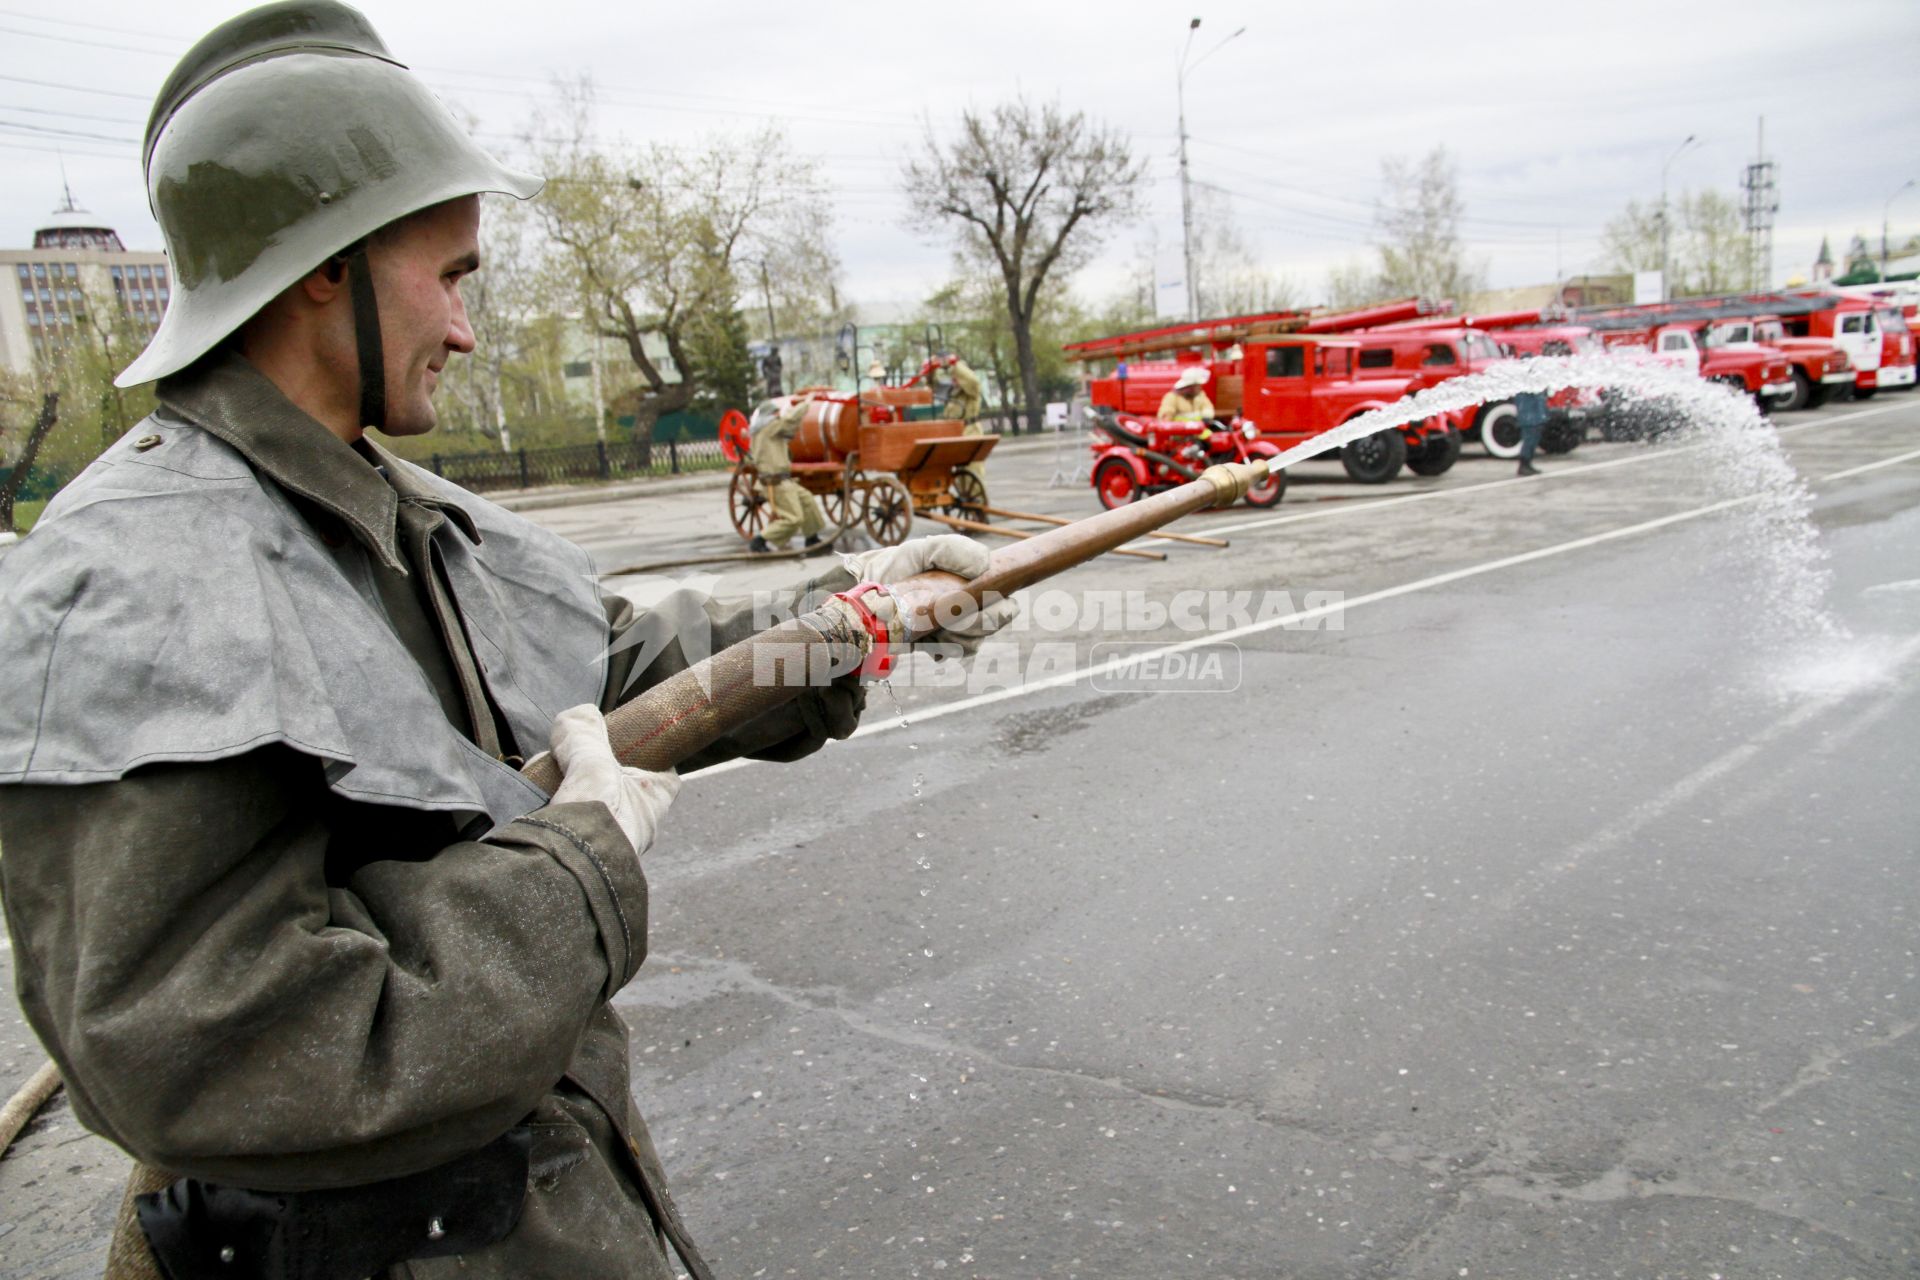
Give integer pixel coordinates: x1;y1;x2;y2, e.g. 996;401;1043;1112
4;395;1917;1278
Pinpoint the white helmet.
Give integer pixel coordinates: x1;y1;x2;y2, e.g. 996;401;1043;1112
1174;365;1210;390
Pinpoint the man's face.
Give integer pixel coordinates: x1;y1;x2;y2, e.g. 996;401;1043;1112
368;196;481;437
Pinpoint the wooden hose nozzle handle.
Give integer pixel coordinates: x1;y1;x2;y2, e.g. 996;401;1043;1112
522;460;1266;791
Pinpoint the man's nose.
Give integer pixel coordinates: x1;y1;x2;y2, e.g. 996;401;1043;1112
448;288;477;355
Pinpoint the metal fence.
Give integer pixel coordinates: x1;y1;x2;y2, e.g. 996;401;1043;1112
422;436;731;494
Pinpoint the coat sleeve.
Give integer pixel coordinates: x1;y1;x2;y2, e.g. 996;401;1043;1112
598;565;867;772
0;746;648;1191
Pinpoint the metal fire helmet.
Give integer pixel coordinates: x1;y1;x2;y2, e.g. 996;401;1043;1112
116;0;543;395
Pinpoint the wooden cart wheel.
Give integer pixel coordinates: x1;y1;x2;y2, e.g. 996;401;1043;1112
862;476;913;546
728;468;768;540
820;456;858;531
945;469;988;517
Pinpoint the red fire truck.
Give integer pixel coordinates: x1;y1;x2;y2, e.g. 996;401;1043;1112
1066;311;1459;484
1347;322;1592;458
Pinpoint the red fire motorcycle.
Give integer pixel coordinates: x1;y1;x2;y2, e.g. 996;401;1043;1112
1088;411;1286;510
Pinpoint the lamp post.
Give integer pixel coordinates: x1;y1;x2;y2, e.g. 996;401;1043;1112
1884;178;1915;282
1177;17;1245;321
1659;134;1699;301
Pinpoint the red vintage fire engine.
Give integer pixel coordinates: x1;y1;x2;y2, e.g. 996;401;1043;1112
1346;321;1589;459
1866;306;1916;393
1570;293;1859;411
1064;309;1458;485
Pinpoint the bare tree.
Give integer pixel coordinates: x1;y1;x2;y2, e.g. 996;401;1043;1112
1323;257;1389;310
1375;146;1481;305
1188;193;1301;317
904;97;1145;432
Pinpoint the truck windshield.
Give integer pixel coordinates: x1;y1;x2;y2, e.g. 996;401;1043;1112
1463;333;1503;361
1705;325;1750;347
1318;347;1353;378
1880;310;1909;334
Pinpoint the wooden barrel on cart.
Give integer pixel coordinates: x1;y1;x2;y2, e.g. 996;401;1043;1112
787;394;862;464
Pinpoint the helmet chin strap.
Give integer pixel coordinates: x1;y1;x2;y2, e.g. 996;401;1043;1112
345;242;386;431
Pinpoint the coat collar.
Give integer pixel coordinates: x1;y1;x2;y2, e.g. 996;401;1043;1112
156;351;479;572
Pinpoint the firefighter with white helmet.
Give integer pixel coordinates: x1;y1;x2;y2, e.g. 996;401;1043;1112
1157;364;1216;422
0;3;1014;1275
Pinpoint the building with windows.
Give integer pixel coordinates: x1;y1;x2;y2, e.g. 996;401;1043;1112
0;192;171;375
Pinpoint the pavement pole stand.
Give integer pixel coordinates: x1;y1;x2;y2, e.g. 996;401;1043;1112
0;1058;61;1155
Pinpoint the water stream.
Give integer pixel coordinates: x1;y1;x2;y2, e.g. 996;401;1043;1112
1268;352;1841;641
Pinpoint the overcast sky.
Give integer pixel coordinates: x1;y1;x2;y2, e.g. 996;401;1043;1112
5;0;1917;318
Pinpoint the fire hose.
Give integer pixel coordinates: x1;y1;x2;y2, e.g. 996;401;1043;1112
521;456;1269;788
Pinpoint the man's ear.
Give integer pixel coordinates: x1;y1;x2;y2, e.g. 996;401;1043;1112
300;257;350;305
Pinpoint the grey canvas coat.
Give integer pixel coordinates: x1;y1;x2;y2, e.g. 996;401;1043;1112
0;353;860;1277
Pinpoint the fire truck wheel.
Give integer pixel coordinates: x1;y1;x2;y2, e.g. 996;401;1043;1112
1541;423;1582;455
1094;458;1140;509
1341;427;1406;484
1781;370;1813;412
1243;462;1286;507
1407;426;1461;476
1478;403;1523;458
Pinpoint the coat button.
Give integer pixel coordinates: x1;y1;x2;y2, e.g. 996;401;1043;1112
134;434;162;451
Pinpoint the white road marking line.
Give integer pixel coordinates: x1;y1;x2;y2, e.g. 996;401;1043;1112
1486;631;1920;914
1821;445;1920;482
1137;401;1913;545
691;433;1920;780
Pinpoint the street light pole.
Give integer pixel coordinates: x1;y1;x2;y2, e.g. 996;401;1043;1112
1659;134;1698;302
1177;17;1244;322
1177;19;1201;323
1884;178;1915;282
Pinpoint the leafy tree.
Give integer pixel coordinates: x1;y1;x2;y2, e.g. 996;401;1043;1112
1598;199;1663;272
0;277;156;522
529;83;833;451
1601;189;1753;295
903;97;1145;432
1676;190;1751;295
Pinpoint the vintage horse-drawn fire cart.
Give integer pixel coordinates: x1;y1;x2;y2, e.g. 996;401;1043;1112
718;372;997;547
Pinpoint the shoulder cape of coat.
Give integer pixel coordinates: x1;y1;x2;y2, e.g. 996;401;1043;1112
0;416;608;832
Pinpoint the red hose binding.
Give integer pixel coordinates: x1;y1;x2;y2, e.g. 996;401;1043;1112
834;582;896;679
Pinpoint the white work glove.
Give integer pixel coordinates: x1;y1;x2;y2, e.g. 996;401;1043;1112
548;704;680;855
840;534;1020;654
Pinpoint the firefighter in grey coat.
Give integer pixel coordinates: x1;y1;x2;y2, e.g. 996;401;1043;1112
0;4;1011;1276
